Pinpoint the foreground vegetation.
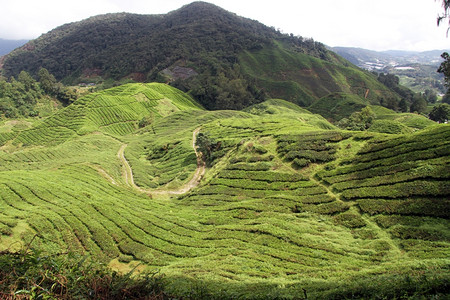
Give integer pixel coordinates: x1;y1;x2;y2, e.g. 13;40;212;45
0;83;448;298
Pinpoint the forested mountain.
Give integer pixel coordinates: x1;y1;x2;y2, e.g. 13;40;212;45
1;1;401;111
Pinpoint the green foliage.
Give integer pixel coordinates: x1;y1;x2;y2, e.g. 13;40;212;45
332;211;366;228
182;64;266;110
12;83;202;146
138;114;154;128
369;104;435;130
337;106;375;131
240;43;400;112
368;119;414;134
277;131;347;168
423;89;438;103
409;94;427;113
377;72;416;110
195;132;223;167
0;247;167;299
429;103;450;123
0;72;41;118
308;93;367;121
438;52;450;95
38;68;77;105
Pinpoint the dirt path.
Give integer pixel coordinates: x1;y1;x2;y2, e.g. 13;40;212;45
118;127;205;196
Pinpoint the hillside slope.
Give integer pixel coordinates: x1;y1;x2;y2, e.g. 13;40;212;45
1;2;400;112
0;84;448;298
0;82;201;147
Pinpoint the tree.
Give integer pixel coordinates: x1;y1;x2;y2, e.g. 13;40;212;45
38;68;77;105
437;0;450;32
17;71;37;91
438;52;450;99
437;1;450;97
399;98;408;112
429;103;450;123
38;68;57;95
195;132;222;166
424;89;438;103
442;93;450;104
410;95;427;113
337;107;375;131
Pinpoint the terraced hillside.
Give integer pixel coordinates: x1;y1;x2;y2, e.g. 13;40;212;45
0;83;202;147
0;84;448;298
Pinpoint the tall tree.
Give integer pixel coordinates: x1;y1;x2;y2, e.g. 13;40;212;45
437;0;450;30
437;1;450;96
429;103;450;123
399;98;408;112
410;95;428;113
38;68;57;95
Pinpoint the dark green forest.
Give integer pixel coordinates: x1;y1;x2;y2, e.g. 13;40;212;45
0;69;76;119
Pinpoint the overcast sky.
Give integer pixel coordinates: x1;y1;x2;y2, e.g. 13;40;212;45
1;0;449;51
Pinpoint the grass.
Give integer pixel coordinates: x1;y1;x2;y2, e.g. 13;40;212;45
0;83;448;299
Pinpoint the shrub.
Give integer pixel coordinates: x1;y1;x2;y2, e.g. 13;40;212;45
0;248;167;299
368;120;413;134
333;212;366;228
118;254;134;263
292;158;310;169
389;226;446;241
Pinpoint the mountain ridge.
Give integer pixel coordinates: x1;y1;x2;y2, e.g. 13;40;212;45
1;1;402;112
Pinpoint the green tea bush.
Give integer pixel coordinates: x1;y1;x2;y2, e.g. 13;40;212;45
389;226;446;241
292;158;310;169
304;201;350;215
340;179;449;200
368;119;414;134
219;170;306;182
333;211;366;228
357;198;450;218
226;162;271;171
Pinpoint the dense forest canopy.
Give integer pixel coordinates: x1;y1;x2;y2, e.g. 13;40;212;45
1;2;328;83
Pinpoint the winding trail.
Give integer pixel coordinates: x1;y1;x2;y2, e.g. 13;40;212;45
118;127;205;196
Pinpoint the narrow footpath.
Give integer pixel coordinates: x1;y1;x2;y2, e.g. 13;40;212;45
117;127;205;196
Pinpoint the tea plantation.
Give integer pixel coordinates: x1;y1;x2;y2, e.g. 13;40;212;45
0;83;448;299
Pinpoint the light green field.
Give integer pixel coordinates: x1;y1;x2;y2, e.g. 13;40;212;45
0;83;448;298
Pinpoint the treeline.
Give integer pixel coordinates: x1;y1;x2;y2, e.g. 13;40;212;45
0;69;76;119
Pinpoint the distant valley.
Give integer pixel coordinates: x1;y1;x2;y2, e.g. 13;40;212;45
333;47;449;94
